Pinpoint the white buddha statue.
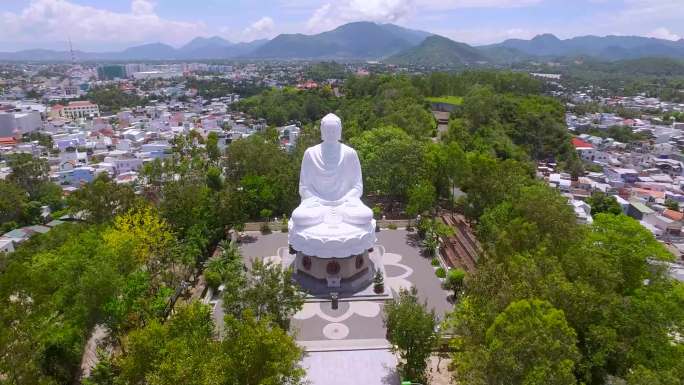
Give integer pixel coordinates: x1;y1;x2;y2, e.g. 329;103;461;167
289;113;376;258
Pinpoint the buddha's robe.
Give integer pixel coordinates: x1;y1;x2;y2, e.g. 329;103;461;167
291;142;373;228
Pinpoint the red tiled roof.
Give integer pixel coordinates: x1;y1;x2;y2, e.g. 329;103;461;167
68;101;96;107
571;137;593;149
631;187;665;199
0;137;17;145
663;209;684;221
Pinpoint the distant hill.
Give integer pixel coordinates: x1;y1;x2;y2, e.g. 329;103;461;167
118;43;179;60
180;36;233;53
476;45;532;64
386;35;487;67
249;22;432;59
0;39;267;61
377;23;433;46
178;37;267;59
487;34;684;60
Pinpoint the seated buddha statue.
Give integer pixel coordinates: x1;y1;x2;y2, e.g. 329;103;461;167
289;113;375;257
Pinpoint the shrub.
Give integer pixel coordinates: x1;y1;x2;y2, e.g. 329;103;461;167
259;208;273;221
431;258;440;267
281;215;288;232
446;268;466;286
260;223;271;234
388;223;398;230
373;270;384;294
372;205;382;219
205;270;222;290
445;268;466;296
435;267;446;279
417;219;429;239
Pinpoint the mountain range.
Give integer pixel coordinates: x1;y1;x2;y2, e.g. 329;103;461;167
486;33;684;61
1;22;684;64
0;37;268;61
250;22;431;59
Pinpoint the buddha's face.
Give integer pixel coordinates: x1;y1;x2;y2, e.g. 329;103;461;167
321;115;342;143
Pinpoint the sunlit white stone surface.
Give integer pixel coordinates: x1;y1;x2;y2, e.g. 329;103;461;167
289;113;376;257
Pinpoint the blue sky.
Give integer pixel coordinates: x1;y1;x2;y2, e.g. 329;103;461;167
1;0;683;51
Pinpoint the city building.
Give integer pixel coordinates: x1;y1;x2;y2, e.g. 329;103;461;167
53;101;100;120
0;110;42;136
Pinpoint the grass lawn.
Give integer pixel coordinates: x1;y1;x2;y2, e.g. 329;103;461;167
425;96;464;105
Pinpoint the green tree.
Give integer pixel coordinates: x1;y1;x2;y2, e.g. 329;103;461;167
664;198;680;211
445;268;466;300
241;259;305;330
36;182;64;211
459;153;533;221
406;180;437;220
6;153;49;199
259;208;273;222
478;183;580;257
21;200;43;224
224;133;299;216
86;85;144;112
103;204;185;287
23;131;54;149
450;208;681;385
0;180;27;226
587;191;623;216
206;131;221;163
206;165;223;191
67;173;137;223
484;299;579;385
204;244;244;293
0;219;179;384
350;125;427;200
115;302;304;385
221;312;305;385
384;287;437;384
102;270;169;336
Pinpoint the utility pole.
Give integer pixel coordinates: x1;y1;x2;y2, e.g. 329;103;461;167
68;36;76;67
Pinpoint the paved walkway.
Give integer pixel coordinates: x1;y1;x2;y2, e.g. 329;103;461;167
377;230;452;316
303;349;400;385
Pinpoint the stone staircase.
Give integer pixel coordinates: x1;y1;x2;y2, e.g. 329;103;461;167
439;213;481;272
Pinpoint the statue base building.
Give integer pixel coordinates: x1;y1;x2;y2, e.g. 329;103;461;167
289;217;379;293
292;249;377;293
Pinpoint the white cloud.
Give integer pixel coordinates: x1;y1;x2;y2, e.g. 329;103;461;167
0;0;206;49
306;0;415;33
416;0;543;9
303;0;545;33
598;0;684;37
131;0;155;15
647;27;681;41
241;17;277;41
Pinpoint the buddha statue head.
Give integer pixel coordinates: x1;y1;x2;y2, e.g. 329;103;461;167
321;113;342;143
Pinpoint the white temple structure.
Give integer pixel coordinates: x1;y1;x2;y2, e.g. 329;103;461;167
288;113;378;290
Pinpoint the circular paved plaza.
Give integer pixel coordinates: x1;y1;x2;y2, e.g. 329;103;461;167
237;229;451;345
